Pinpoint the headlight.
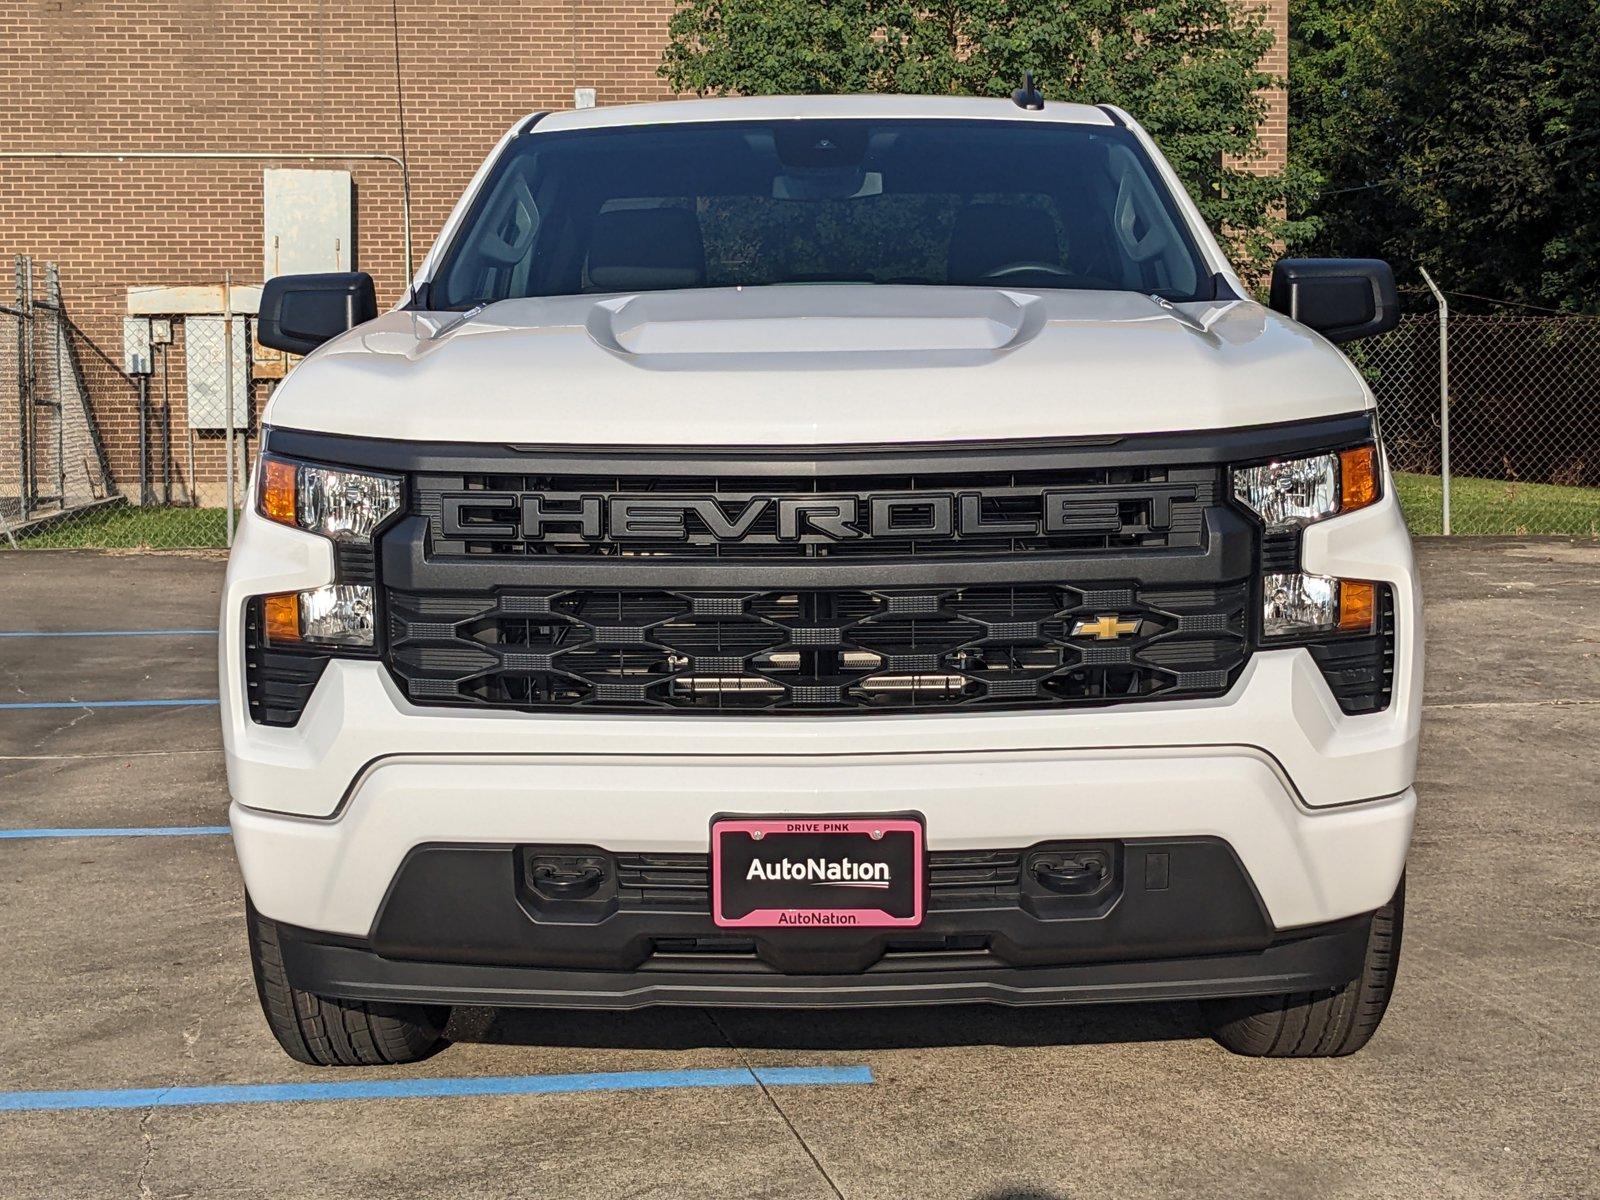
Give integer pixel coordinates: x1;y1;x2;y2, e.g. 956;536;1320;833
263;584;377;647
259;456;402;543
1263;573;1376;638
1232;445;1379;530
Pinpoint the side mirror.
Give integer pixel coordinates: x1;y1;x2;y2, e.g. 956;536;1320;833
1269;259;1399;344
257;272;378;356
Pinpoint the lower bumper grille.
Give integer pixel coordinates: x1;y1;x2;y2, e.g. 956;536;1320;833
360;839;1292;981
384;580;1250;714
615;848;1027;912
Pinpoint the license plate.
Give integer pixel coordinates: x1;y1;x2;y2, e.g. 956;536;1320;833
711;815;924;929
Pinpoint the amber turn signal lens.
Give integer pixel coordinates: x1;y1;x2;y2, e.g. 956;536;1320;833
1338;580;1377;632
1339;446;1380;513
263;593;301;644
261;458;298;527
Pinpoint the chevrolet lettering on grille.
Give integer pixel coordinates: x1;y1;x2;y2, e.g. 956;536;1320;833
438;485;1201;545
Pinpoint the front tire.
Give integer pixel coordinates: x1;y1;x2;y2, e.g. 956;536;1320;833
1202;876;1405;1058
247;897;449;1066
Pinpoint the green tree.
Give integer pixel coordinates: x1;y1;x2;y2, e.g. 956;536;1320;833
660;0;1318;275
1291;0;1600;312
1286;0;1393;257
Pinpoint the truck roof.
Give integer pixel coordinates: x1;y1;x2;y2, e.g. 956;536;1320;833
527;94;1119;135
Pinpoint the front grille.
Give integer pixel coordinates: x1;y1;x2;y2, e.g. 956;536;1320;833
413;465;1218;560
384;580;1249;714
616;849;1027;913
627;848;1051;965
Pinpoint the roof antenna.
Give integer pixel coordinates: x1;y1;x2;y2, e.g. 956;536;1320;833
1012;72;1045;111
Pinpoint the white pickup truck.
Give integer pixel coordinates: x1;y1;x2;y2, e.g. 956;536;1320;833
224;94;1419;1066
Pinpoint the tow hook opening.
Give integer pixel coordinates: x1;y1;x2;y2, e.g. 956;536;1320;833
1030;851;1111;895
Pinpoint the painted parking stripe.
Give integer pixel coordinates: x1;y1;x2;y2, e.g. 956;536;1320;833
0;698;219;710
0;1065;875;1112
0;826;230;840
0;629;216;639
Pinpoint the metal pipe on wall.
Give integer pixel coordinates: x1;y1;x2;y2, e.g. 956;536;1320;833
159;342;172;506
223;271;235;546
137;373;149;507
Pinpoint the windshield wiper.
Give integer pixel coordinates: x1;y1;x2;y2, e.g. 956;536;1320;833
421;301;490;340
1145;292;1211;336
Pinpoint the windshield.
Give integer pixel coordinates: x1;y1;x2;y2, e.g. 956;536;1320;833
429;119;1213;309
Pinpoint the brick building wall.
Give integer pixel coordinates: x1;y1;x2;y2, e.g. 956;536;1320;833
1246;0;1290;175
0;0;1284;512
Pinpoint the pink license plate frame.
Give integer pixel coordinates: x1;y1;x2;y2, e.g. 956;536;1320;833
710;816;925;929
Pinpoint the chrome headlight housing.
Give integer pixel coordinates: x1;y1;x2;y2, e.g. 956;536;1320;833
255;456;401;648
259;456;402;543
1233;444;1384;640
1231;445;1380;531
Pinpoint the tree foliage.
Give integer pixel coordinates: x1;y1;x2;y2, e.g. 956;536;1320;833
660;0;1318;275
1291;0;1600;312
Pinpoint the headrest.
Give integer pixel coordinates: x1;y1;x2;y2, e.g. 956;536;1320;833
587;207;707;292
947;203;1062;284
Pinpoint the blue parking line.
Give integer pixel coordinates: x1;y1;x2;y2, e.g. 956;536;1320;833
0;629;216;639
0;1065;875;1112
0;826;230;840
0;698;219;710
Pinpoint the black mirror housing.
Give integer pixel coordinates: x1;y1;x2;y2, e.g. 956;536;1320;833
257;272;378;356
1269;259;1399;344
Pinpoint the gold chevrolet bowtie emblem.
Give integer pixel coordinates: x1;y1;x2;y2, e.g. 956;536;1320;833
1072;614;1141;641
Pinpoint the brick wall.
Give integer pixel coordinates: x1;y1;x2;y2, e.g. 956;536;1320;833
0;0;1284;510
1237;0;1290;175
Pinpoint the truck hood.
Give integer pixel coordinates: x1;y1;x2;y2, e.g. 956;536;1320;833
264;285;1371;446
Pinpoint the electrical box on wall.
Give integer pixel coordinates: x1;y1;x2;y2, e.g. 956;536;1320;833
263;169;354;279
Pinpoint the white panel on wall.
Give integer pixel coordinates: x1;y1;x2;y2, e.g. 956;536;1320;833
263;168;354;279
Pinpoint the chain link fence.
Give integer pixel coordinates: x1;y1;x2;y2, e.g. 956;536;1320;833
3;264;1598;549
1356;311;1600;536
2;259;120;546
1;256;260;550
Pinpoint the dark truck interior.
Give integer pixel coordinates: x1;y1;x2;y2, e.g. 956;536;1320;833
431;118;1212;307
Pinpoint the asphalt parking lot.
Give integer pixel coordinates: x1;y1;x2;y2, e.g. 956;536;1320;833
1;541;1596;1200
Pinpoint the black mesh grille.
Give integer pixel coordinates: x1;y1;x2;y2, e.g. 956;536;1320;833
413;466;1218;560
384;580;1250;714
615;849;1026;912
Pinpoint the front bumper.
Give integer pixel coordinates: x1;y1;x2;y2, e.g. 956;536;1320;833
262;830;1383;1008
232;744;1415;938
241;762;1406;1007
273;911;1376;1011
